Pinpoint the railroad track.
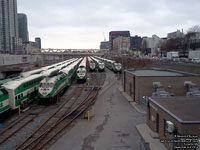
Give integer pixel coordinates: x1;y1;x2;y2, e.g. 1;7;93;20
0;108;44;145
0;73;104;150
0;85;83;148
16;85;84;150
17;73;103;150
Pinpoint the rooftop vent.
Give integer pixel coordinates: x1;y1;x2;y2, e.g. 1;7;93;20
184;81;200;97
152;82;173;98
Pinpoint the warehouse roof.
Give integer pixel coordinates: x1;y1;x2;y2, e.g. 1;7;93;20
126;69;199;77
149;97;200;123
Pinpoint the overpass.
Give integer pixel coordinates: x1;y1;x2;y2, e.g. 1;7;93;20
31;48;105;56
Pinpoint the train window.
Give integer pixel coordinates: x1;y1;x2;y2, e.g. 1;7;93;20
15;96;17;100
18;95;20;99
1;88;8;94
21;93;23;97
50;83;54;87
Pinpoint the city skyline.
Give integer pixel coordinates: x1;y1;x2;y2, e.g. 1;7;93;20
17;0;200;49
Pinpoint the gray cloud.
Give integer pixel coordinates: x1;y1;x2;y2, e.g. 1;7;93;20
17;0;200;48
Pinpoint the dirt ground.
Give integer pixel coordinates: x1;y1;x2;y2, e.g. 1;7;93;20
113;57;200;74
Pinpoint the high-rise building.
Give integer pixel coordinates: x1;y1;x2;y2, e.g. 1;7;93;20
113;36;130;55
18;13;29;43
130;35;142;51
100;41;109;49
109;31;130;52
35;37;41;49
0;0;19;53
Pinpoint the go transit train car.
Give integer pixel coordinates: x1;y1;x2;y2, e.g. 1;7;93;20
76;57;87;82
0;87;9;114
38;58;81;102
95;56;122;73
0;76;22;114
88;57;96;72
2;74;45;109
0;58;78;114
91;56;105;72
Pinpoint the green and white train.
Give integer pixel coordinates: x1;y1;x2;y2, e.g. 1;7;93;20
2;74;45;110
95;56;122;73
76;57;87;82
0;87;9;114
0;58;78;114
88;57;96;72
91;56;105;72
38;58;81;102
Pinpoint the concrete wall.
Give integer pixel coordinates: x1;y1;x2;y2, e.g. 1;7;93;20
124;71;200;103
0;54;43;66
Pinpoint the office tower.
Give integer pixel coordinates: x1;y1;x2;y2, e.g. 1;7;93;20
18;13;29;43
35;37;41;49
0;0;19;52
109;31;130;52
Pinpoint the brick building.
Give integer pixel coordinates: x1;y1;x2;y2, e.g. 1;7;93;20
123;69;200;103
147;97;200;149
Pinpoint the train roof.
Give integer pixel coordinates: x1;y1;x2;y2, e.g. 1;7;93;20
95;56;116;63
42;59;80;82
21;58;78;78
40;68;59;77
59;67;71;74
0;76;21;86
91;57;100;63
2;74;43;90
88;57;93;62
20;68;45;77
79;57;86;67
59;62;77;74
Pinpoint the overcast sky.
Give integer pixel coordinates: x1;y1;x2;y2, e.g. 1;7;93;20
17;0;200;49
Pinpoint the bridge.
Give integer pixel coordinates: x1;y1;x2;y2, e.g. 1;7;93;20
31;48;106;56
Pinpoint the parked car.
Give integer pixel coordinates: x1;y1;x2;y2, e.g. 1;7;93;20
180;58;189;63
191;58;200;63
173;58;180;62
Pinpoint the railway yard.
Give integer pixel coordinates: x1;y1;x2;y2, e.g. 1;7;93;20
1;56;200;150
0;56;146;150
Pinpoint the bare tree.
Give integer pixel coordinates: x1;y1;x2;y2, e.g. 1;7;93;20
187;25;200;33
186;25;200;50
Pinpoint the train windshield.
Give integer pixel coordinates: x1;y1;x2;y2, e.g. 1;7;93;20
78;70;86;74
40;83;54;88
114;63;121;68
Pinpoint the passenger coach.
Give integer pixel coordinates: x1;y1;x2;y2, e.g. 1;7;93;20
76;57;87;82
